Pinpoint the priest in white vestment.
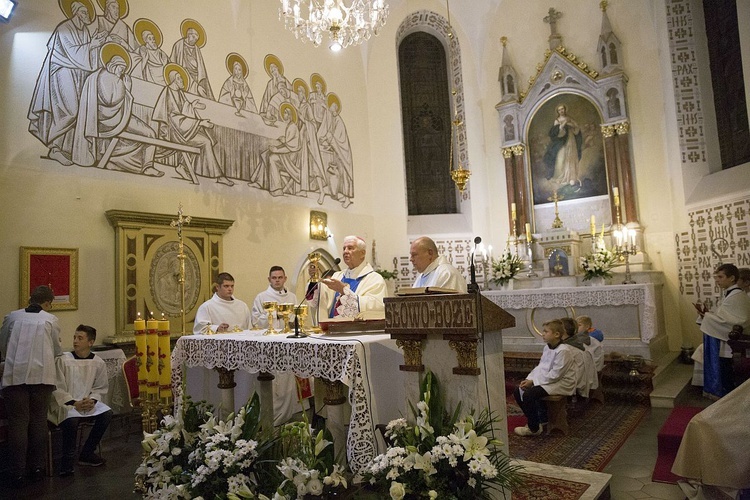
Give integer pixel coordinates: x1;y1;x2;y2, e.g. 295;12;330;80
318;236;386;319
251;266;298;330
48;325;112;475
409;236;468;292
193;272;251;334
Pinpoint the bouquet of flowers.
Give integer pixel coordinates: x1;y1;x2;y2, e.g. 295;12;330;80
136;393;349;500
360;372;523;500
580;247;617;281
491;249;524;285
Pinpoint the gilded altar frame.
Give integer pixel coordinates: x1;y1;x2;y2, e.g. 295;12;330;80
105;210;234;341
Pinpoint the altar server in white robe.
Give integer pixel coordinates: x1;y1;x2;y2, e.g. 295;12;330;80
48;325;112;475
561;317;593;398
409;236;467;292
0;286;63;482
251;266;297;330
193;272;251;334
695;263;750;397
319;235;387;319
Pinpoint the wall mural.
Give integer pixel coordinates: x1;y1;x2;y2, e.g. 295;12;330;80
27;0;354;208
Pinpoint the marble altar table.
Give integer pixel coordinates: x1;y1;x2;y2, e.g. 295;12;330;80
171;331;404;473
483;283;666;360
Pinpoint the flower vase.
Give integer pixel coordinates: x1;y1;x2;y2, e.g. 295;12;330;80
587;276;606;286
500;279;515;291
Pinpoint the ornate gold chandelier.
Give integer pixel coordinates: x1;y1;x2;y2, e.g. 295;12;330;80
279;0;389;52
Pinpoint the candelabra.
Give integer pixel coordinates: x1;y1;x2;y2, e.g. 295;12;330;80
611;190;637;284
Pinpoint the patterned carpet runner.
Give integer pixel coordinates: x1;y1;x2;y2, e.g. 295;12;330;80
506;398;648;472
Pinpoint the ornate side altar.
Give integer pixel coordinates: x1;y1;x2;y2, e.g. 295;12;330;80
483;282;667;360
170;332;404;474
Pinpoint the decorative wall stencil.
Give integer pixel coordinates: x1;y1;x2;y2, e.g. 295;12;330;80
26;2;355;208
676;198;750;306
665;0;707;165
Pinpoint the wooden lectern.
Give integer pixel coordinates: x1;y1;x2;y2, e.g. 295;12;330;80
384;292;515;374
384;292;516;463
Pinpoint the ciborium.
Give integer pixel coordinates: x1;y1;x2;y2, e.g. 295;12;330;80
262;300;278;335
277;302;294;334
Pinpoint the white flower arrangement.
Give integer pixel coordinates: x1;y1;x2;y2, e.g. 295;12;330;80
135;394;348;500
580;247;617;281
360;372;522;499
491;249;524;285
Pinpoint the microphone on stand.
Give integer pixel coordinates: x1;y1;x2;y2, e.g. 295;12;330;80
468;236;481;293
321;257;341;279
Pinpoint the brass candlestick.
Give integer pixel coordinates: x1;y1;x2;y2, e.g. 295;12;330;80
548;191;564;229
262;301;278;335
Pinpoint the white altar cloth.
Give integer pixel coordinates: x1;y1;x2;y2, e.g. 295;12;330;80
171;331;404;473
483;283;657;343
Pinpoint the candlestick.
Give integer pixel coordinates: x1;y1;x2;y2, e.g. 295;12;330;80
158;319;172;400
146;317;159;397
511;202;517;221
525;222;532;243
613;186;620;207
134;315;147;400
590;215;596;235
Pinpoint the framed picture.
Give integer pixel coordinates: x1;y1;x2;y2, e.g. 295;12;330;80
19;247;78;310
527;93;608;205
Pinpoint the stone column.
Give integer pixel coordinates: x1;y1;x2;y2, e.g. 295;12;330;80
615;121;638;223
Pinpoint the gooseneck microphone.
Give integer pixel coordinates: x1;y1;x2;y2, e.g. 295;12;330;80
321;257;341;279
468;236;481;293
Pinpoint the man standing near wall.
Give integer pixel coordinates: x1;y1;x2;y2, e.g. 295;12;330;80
251;266;297;330
410;236;467;292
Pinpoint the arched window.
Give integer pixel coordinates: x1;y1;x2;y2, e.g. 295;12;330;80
398;31;457;215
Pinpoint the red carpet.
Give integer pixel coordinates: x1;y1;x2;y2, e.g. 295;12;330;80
652;406;704;484
506;400;647;472
514;473;590;500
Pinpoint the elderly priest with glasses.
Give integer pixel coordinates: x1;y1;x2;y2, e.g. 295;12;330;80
318;235;386;318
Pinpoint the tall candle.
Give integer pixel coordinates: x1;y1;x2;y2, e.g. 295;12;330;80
158;319;172;400
590;215;596;235
511;202;517;220
613;186;620;207
134;314;147;399
525;223;532;243
146;317;159;396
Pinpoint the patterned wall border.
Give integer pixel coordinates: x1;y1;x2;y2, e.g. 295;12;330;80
665;0;708;165
676;198;750;306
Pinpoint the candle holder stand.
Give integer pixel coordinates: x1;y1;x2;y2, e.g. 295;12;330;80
525;240;538;278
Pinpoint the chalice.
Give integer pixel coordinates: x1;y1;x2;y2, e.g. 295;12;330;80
287;304;309;338
262;300;278;335
277;303;294;334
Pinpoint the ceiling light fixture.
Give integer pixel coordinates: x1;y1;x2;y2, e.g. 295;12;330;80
279;0;389;52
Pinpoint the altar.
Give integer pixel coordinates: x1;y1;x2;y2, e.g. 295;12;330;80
170;332;405;473
482;282;667;360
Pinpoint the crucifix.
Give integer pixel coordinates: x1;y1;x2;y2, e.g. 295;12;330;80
170;203;191;334
548;190;564;229
543;7;563;51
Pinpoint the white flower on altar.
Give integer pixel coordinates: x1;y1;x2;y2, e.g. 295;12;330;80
389;481;406;500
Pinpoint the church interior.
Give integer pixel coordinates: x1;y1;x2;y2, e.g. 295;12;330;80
1;0;749;498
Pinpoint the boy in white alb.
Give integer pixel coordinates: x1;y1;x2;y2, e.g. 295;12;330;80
513;319;577;436
49;324;112;476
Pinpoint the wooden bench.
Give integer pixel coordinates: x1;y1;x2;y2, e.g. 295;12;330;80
542;395;569;435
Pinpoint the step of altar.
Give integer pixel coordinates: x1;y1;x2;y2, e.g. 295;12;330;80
513;459;611;499
649;356;694;408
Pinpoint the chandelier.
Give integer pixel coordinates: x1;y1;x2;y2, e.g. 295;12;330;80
279;0;389;52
